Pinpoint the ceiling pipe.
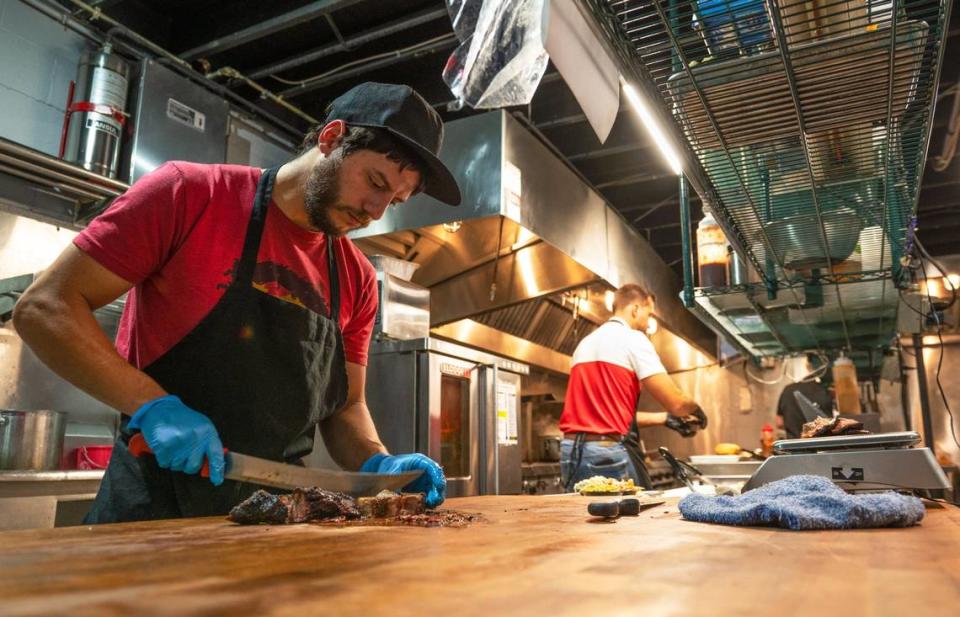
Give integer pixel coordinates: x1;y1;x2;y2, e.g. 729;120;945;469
180;0;366;60
248;7;449;80
278;35;456;99
61;0;191;71
206;67;319;125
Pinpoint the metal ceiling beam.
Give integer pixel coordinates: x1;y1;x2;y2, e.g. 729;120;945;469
248;6;449;79
916;205;960;219
620;194;703;217
567;141;652;162
180;0;367;60
278;35;456;99
534;112;590;130
645;222;682;231
595;170;674;189
534;108;628;131
631;194;677;224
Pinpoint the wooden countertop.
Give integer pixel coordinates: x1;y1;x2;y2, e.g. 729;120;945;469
1;494;958;617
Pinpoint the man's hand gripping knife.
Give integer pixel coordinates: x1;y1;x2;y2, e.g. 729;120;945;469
128;394;226;485
361;452;447;508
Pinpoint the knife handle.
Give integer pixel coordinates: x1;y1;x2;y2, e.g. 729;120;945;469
127;433;228;478
587;501;621;518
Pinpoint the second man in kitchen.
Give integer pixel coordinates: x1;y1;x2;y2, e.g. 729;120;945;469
14;83;459;522
559;284;708;489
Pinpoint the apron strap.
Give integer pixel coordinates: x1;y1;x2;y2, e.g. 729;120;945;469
235;166;279;287
237;165;341;326
327;235;341;326
564;433;587;492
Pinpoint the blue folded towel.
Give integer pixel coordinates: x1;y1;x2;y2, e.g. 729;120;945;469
678;475;925;530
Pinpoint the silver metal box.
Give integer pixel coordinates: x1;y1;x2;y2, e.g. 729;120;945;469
122;59;229;184
376;273;430;341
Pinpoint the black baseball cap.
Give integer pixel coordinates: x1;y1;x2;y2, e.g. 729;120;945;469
324;82;461;206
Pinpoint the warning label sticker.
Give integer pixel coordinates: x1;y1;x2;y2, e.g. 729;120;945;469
166;98;206;132
85;117;120;139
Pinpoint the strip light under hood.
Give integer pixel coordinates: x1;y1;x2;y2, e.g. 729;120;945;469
620;76;682;175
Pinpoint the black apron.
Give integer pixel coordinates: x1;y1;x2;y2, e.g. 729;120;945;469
623;418;654;490
85;166;349;523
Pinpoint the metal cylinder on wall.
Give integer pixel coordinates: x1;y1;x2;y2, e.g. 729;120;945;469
63;44;129;179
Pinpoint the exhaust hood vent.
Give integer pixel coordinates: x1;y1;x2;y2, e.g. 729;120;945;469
352;110;715;359
472;297;600;357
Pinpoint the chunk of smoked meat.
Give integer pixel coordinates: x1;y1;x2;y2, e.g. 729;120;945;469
229;488;360;525
801;416;867;439
288;487;360;522
228;490;288;525
357;491;425;518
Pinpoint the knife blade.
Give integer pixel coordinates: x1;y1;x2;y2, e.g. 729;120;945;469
128;434;422;496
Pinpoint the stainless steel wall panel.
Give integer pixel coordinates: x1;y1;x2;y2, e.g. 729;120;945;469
376;273;430;340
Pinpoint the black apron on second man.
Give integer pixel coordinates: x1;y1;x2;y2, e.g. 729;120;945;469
85;166;349;523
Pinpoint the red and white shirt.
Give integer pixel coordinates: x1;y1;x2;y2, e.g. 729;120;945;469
559;317;667;435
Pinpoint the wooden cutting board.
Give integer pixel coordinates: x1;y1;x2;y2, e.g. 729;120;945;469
0;494;958;617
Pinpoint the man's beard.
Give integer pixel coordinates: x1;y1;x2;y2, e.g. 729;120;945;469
303;153;359;237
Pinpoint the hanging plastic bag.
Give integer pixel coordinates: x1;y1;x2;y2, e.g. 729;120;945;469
442;0;549;109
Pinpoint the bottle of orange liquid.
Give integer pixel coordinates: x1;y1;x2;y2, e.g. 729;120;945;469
760;423;775;457
697;210;729;288
832;354;862;414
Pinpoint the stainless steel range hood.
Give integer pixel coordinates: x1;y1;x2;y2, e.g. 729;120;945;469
351;111;714;371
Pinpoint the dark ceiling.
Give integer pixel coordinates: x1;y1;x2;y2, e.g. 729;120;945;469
66;0;960;274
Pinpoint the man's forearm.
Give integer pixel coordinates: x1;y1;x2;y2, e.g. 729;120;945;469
320;401;388;470
636;411;669;427
14;293;166;414
669;399;701;418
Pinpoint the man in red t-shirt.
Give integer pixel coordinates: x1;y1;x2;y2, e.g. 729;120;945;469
558;284;708;489
14;82;461;522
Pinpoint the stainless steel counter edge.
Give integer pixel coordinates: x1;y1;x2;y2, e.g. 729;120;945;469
0;470;105;482
0;470;104;498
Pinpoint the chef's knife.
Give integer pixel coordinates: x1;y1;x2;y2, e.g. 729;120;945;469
794;390;831;423
128;433;422;496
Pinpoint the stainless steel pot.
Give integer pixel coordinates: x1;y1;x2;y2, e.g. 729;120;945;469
0;410;67;470
760;207;863;270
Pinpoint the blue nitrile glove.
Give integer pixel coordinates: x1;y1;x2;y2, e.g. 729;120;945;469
361;452;447;508
128;394;226;486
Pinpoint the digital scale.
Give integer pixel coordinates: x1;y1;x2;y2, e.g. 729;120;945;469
743;391;949;492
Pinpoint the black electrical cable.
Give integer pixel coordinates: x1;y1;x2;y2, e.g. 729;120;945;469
918;257;960;452
915;237;958;310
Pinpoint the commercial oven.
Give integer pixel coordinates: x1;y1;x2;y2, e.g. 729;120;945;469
364;338;527;497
